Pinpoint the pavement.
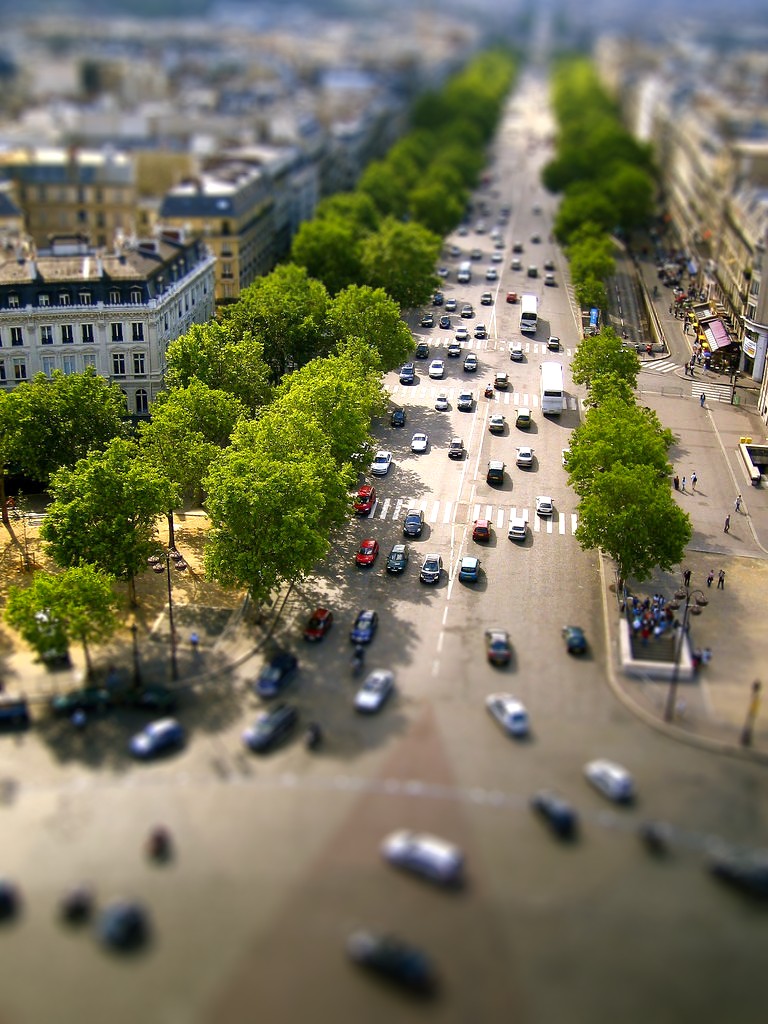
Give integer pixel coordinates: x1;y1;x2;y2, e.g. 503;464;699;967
2;245;767;764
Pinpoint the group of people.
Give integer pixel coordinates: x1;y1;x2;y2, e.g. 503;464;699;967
672;471;698;493
626;593;676;643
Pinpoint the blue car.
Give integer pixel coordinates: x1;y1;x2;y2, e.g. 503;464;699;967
129;718;185;759
255;651;298;698
350;609;379;645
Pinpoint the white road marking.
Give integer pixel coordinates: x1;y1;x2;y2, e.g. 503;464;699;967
443;501;453;523
429;501;440;522
559;513;566;534
571;513;578;533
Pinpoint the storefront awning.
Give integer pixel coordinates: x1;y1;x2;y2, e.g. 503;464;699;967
701;319;735;352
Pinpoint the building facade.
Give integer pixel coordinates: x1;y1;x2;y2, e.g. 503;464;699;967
0;230;215;415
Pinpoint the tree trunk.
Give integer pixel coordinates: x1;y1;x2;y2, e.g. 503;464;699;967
82;636;93;681
1;472;9;531
129;573;137;608
167;510;176;550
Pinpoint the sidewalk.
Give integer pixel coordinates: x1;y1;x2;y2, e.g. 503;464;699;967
601;245;768;760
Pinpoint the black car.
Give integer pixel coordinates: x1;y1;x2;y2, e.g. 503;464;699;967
386;544;409;574
0;697;30;730
403;509;425;538
254;651;298;698
242;703;299;752
438;315;451;329
347;930;437;995
50;687;113;717
97;900;150;951
390;408;406;428
709;851;768;898
120;685;177;713
432;291;444;306
531;791;579;840
448;437;464;460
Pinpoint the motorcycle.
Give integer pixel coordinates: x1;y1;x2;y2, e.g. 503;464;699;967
351;646;366;677
638;821;669;856
305;722;323;751
484;384;494;399
147;825;172;862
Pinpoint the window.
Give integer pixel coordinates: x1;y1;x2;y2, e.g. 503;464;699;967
131;322;144;342
61;325;74;344
130;288;142;305
10;327;23;346
40;325;54;345
58;293;71;306
78;291;92;305
133;351;146;376
135;389;149;415
62;355;76;375
8;294;20;308
109;289;121;304
222;262;233;279
82;353;96;371
39;294;50;307
0;360;6;381
42;356;56;377
111;322;123;342
13;358;27;380
81;323;94;344
112;352;126;376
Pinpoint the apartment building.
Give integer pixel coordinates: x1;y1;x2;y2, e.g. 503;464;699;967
0;230;215;415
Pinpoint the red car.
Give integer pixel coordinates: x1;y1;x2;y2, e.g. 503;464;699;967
355;539;380;567
303;607;334;642
472;519;491;542
506;291;518;304
353;485;377;515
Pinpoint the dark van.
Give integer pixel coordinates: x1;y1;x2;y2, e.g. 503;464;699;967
0;697;31;730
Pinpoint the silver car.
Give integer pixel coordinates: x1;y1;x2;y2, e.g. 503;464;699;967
485;692;530;737
354;670;395;714
584;759;635;803
381;829;464;885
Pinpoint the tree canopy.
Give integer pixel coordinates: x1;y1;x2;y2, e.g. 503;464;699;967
326;285;414;372
571;327;640;391
360;217;441;309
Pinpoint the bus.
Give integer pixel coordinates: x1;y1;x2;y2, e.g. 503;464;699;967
457;260;472;284
539;361;564;415
519;293;538;333
586;307;600;335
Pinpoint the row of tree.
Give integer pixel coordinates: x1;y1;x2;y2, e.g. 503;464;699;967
542;58;656;312
566;328;691;583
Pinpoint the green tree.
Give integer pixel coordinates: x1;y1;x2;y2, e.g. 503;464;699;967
567;396;674;496
571;328;640;390
575;464;691;582
164;321;272;412
360;217;441;309
1;369;126;486
569;236;616;284
327;285;414;372
408;180;465;236
585;370;636;408
314;191;380;233
41;438;178;605
604;163;655;231
574;276;608;312
358;161;409;219
554;187;616;243
290;215;363;295
221;264;330;380
5;564;118;677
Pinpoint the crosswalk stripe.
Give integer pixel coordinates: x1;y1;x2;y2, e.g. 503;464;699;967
392;498;404;520
442;501;452;524
472;503;481;521
485;504;493;521
559;513;566;534
533;515;541;533
692;382;731;402
496;506;505;528
571;513;578;534
546;517;553;534
378;497;390;520
429;501;440;523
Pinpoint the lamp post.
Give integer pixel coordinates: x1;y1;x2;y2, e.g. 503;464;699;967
740;680;762;747
130;621;142;688
664;584;707;723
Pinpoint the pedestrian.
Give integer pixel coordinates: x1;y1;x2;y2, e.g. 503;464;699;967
717;569;725;589
681;476;687;493
673;474;680;490
707;569;714;588
683;568;691;587
190;631;200;652
723;515;730;534
691;471;697;492
669;304;674;315
699;392;705;407
735;494;742;513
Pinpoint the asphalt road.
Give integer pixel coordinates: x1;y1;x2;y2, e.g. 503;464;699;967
2;71;768;1024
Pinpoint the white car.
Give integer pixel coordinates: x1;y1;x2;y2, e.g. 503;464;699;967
485;267;498;281
485;692;530;737
428;359;444;379
457;391;474;412
434;393;449;411
489;413;505;434
584;759;635;803
411;432;429;454
354;670;395;713
381;829;464;885
455;327;469;342
445;298;457;312
370;450;392;476
508;517;527;541
535;495;553;516
516;447;534;467
491;251;503;263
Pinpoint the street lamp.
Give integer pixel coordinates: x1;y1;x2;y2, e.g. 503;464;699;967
130;621;142;688
664;583;708;723
148;547;186;681
740;680;762;747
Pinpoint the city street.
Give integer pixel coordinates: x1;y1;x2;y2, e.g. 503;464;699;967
2;71;768;1024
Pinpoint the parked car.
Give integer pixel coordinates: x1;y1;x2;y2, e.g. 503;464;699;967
122;685;177;714
494;371;509;390
242;703;298;752
97;900;150;951
584;759;635;803
485;692;529;737
448;437;464;460
411;432;429;453
381;829;464;886
386;544;409;574
419;553;442;584
403;508;425;538
370;450;392;477
709;849;768;899
0;697;30;730
353;484;377;515
51;687;112;718
562;625;587;654
472;519;491;542
255;650;298;697
355;539;380;567
486;460;505;485
390;408;406;428
354;669;395;713
129;718;185;759
507;517;527;541
485;628;511;666
350;609;379;644
516;407;532;430
304;608;334;642
489;413;505;434
516;446;534;467
346;930;437;995
458;555;480;582
531;790;579;839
